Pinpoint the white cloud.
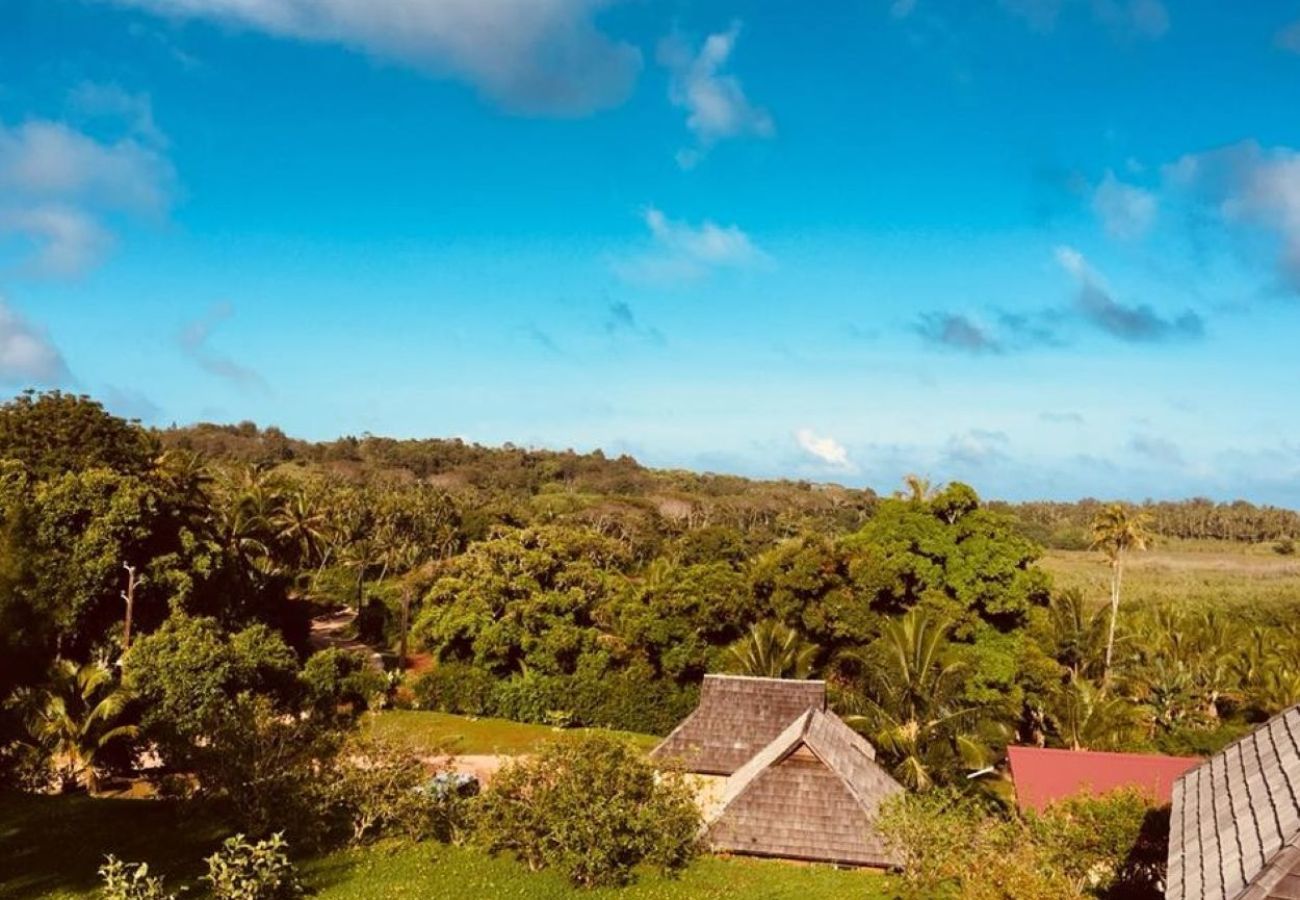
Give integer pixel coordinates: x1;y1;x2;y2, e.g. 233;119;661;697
1167;142;1300;293
795;428;852;469
1092;170;1156;239
659;21;773;168
1000;0;1168;38
0;113;173;277
0;298;70;384
100;0;641;116
945;429;1009;467
614;207;765;284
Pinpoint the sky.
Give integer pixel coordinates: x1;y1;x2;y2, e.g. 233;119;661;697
3;1;1300;505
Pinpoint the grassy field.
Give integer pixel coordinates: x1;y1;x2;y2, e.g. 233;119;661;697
0;792;894;900
363;710;661;755
1041;539;1300;610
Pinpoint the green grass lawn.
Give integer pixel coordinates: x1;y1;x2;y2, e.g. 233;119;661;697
0;792;895;900
1041;539;1300;611
363;710;661;756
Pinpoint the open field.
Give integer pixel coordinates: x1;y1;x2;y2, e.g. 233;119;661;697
362;710;661;756
0;792;893;900
1041;540;1300;610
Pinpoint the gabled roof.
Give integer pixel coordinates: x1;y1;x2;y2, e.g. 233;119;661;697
649;674;826;776
1166;705;1300;900
706;707;904;867
1007;745;1198;813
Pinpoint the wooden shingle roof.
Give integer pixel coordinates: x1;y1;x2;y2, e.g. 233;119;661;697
706;707;904;867
1166;705;1300;900
649;674;827;776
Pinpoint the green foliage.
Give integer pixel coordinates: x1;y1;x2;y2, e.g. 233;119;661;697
125;614;300;764
98;856;174;900
410;663;497;716
203;833;302;900
0;391;154;480
475;734;701;887
300;649;386;717
328;737;470;845
12;657;137;793
877;790;1086;900
723;619;818;678
1026;789;1166;898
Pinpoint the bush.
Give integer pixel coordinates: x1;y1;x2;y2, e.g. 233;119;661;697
475;734;701;887
411;663;497;716
203;833;302;900
1027;789;1167;899
329;737;468;844
98;856;174;900
300;648;387;718
877;790;1085;900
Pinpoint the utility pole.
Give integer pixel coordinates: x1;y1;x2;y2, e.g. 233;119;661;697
121;562;139;652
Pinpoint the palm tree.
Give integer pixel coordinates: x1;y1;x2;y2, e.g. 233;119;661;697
724;620;818;679
845;610;987;790
1047;675;1144;751
1090;504;1153;687
17;658;138;793
896;474;935;504
1046;589;1110;680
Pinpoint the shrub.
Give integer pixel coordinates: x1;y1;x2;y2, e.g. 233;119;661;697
329;737;463;844
98;856;174;900
877;790;1085;900
300;648;387;718
1275;537;1296;556
203;833;302;900
475;734;701;887
1027;788;1167;898
411;663;497;716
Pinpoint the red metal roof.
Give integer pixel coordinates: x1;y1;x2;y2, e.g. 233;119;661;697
1007;745;1199;813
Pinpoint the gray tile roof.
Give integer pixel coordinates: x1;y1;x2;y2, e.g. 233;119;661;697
1167;706;1300;900
649;674;827;776
705;707;904;867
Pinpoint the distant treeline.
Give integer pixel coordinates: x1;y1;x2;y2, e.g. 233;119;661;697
995;498;1300;547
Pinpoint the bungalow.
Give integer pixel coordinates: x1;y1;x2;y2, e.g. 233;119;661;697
650;674;904;868
1165;705;1300;900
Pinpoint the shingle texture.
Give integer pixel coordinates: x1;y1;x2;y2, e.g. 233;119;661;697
1166;705;1300;900
649;674;827;776
706;707;904;867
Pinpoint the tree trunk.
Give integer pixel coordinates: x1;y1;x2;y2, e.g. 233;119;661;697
1102;556;1123;690
399;586;411;671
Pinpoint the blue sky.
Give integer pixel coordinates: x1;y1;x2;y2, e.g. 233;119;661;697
3;1;1300;504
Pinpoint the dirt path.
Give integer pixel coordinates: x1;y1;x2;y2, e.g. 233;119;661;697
307;607;385;672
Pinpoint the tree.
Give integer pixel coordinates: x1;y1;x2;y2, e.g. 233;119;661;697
846;611;989;790
1047;675;1144;751
15;658;138;793
0;390;154;480
1090;504;1153;687
723;620;818;679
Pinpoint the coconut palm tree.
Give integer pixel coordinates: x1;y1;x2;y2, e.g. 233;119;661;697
17;658;138;793
1090;504;1153;687
845;610;987;790
724;620;818;679
1047;675;1144;751
1046;589;1110;680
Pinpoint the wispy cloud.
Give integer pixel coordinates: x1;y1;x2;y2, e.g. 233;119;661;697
999;0;1169;38
604;300;665;345
794;427;853;470
614;207;766;285
1092;170;1157;239
98;0;641;116
0;297;70;385
914;312;1001;354
0;100;173;277
1129;432;1184;466
659;21;773;169
945;428;1010;467
178;302;266;390
1054;246;1203;341
1040;410;1085;425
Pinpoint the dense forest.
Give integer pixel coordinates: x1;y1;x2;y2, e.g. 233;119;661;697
4;389;1300;873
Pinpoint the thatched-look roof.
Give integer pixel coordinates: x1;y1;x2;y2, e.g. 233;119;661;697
649;674;827;776
1166;704;1300;900
706;707;904;867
